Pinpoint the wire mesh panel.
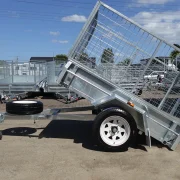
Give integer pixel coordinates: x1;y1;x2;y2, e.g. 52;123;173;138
0;61;48;84
68;1;180;118
0;61;11;81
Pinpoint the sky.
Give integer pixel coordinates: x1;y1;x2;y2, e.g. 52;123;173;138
0;0;180;61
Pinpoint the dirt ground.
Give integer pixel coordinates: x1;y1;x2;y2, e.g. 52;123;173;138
0;98;180;180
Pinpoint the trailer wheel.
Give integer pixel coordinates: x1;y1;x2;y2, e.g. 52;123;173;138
93;108;137;151
6;100;43;115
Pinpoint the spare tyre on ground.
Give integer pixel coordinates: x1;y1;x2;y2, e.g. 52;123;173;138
6;101;43;115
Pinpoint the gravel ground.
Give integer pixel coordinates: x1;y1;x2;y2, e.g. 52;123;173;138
0;98;180;180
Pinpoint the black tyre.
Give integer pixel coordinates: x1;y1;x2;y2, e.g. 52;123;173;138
92;108;137;151
6;100;43;115
92;109;101;115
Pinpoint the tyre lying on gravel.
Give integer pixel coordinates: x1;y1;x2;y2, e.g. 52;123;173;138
92;108;137;151
6;101;43;115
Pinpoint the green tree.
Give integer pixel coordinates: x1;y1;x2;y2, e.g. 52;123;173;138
170;50;180;60
170;44;180;69
120;58;131;65
170;44;180;60
55;54;68;64
101;48;114;63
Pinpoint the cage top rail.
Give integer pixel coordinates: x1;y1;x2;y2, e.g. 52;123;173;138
99;1;180;53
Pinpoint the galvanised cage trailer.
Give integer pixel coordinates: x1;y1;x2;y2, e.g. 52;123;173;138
56;1;180;151
0;1;180;151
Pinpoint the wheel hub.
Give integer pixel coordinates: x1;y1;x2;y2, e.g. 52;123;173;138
111;126;118;133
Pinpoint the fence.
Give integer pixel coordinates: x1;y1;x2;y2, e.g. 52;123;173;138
0;60;67;94
0;61;47;84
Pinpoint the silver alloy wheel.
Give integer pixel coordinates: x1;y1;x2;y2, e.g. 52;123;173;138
100;116;131;146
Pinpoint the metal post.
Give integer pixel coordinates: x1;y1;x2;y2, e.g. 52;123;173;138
34;63;36;83
9;84;12;94
11;61;14;83
3;61;5;79
39;64;40;81
45;62;47;76
29;62;30;76
5;62;6;78
6;62;8;77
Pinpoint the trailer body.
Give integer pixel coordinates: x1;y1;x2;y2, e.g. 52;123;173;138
57;1;180;150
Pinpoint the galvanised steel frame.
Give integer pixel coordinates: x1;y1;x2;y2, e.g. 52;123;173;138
57;1;180;150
